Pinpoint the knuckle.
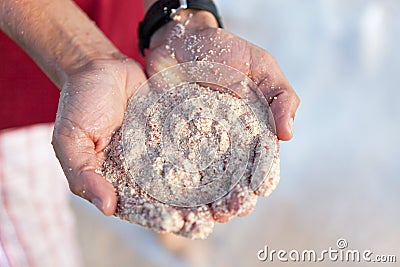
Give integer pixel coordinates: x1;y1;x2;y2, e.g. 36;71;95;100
67;176;88;200
67;179;81;196
292;92;301;107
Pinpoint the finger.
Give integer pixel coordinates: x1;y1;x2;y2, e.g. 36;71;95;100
210;198;235;223
254;157;281;197
52;124;117;215
246;48;300;140
258;80;300;141
228;184;258;217
270;89;300;141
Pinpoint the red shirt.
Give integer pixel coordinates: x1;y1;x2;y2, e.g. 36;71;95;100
0;0;144;130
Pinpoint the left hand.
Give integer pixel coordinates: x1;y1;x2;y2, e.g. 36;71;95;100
145;10;300;141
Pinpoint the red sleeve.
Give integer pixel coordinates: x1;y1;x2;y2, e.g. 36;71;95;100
0;0;145;130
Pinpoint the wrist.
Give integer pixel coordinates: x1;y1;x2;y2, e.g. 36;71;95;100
150;9;218;49
42;7;124;88
139;0;223;55
56;40;123;86
172;8;219;28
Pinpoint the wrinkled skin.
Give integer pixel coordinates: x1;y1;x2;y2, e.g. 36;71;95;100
52;58;146;215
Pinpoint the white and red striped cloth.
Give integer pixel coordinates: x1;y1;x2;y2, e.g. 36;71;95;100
0;124;81;267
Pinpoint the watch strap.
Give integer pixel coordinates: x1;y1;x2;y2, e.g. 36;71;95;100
138;0;223;56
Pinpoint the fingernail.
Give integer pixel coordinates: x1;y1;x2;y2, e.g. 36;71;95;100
92;197;103;212
288;117;294;136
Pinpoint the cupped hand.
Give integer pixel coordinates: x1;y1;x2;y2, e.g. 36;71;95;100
146;11;300;141
52;57;146;215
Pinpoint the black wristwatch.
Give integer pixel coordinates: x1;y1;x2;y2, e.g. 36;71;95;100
138;0;224;56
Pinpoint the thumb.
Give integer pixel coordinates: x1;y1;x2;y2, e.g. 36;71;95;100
145;46;179;77
52;124;117;216
260;83;300;141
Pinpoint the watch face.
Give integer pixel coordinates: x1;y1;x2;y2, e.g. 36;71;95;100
120;62;277;207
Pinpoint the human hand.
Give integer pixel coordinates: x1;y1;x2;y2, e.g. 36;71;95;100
146;10;300;141
52;57;146;215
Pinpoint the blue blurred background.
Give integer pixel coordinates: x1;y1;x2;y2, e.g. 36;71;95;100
72;1;400;266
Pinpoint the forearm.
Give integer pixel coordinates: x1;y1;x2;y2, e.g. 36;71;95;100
0;0;121;89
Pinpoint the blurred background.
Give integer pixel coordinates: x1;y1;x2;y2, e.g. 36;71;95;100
71;0;400;266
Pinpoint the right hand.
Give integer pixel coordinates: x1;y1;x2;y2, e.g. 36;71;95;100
52;57;146;215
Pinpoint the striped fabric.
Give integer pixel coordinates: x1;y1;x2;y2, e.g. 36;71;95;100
0;124;81;267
